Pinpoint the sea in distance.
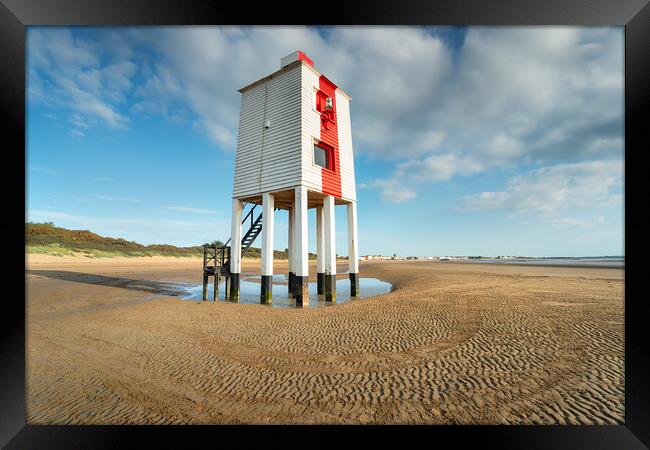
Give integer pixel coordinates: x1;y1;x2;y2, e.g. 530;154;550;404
461;256;624;268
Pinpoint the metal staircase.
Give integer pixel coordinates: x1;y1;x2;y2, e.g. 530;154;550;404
201;203;264;300
240;212;263;255
221;204;263;271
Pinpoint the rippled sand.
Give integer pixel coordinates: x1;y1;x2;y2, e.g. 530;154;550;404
26;255;624;424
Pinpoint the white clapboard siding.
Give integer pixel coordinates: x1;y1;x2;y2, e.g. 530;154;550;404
233;63;303;198
300;64;324;192
335;90;356;202
233;82;264;197
233;59;356;203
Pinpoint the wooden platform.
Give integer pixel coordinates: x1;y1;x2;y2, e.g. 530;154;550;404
238;187;351;210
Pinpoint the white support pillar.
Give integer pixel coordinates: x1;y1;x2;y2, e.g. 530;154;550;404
287;205;295;297
316;205;325;296
260;193;274;304
347;201;359;297
229;198;243;301
294;186;309;306
323;195;337;302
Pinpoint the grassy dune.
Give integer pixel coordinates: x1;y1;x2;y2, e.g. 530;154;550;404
26;222;206;258
25;222;316;259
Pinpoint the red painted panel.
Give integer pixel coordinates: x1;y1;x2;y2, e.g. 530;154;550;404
298;51;314;66
318;75;342;198
316;90;327;112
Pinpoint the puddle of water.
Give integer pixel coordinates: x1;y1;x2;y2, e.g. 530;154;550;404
178;275;392;308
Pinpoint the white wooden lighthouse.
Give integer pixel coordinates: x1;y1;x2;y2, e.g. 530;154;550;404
223;50;358;307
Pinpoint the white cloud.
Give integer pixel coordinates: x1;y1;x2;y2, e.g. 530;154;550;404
400;153;484;183
28;29;133;130
460;159;623;216
69;113;92;129
67;129;85;137
29;29;99;70
55;76;130;128
117;26;455;150
28;26;624;204
360;27;623;201
362;179;417;203
365;152;484;203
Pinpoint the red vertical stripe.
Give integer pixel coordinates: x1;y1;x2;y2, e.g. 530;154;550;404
318;75;342;198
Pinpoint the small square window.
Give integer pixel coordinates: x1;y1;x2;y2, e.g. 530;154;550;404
314;143;332;170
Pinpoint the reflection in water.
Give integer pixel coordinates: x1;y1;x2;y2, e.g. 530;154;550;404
179;275;392;308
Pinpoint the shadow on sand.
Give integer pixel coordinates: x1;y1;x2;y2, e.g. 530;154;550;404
27;270;185;297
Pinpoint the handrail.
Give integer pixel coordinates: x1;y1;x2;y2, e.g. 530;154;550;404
242;203;257;229
222;203;257;248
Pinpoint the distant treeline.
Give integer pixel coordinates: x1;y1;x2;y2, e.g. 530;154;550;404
25;222;317;259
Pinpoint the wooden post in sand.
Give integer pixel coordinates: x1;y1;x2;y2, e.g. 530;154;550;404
229;199;242;302
202;273;208;301
261;193;274;304
347;201;359;297
316;205;325;296
293;186;309;307
202;244;208;301
213;273;219;302
323;195;336;302
288;206;295;298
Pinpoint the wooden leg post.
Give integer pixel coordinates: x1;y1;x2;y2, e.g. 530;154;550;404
323;195;337;302
260;193;275;304
229;199;242;302
213;274;219;302
294;187;309;307
316;205;325;296
347;201;359;297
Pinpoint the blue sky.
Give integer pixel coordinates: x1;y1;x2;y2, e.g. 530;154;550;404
26;26;624;257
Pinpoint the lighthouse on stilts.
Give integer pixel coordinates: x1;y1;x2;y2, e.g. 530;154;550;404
202;50;358;307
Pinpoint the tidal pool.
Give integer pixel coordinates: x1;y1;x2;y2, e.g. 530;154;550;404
179;274;392;308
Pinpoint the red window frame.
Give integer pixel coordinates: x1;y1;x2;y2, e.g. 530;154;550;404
314;141;335;171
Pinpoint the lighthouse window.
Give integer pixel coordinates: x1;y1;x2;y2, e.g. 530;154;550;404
313;143;332;170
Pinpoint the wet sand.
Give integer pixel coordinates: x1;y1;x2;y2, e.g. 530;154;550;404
26;254;624;424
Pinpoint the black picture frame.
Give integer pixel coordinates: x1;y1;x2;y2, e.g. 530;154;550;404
2;0;647;447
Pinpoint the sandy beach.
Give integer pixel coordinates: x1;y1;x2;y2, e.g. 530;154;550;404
26;254;624;424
